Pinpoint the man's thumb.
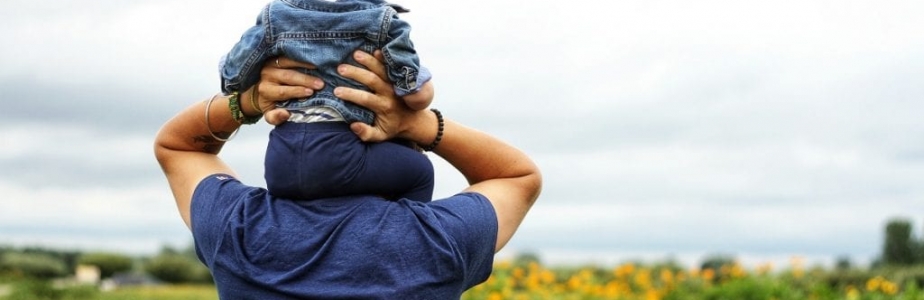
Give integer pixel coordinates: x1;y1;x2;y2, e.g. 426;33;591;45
264;109;290;125
350;122;382;142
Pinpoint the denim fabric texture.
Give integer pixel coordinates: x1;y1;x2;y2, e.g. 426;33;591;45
220;0;431;124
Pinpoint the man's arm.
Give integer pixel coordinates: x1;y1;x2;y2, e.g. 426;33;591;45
432;121;542;252
154;58;320;228
154;95;242;229
336;51;542;253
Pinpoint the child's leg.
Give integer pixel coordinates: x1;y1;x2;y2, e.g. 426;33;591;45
264;122;433;201
264;122;321;199
352;139;434;202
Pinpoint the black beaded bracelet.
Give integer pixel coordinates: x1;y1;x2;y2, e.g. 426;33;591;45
422;108;444;152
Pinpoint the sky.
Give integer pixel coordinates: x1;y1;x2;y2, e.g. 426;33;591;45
1;0;923;269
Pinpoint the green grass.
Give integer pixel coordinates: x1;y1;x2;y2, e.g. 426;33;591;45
0;281;217;300
96;285;218;300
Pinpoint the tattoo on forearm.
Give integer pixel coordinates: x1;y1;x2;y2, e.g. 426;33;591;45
193;134;229;154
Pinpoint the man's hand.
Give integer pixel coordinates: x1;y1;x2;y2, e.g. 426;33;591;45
253;57;324;125
334;50;434;144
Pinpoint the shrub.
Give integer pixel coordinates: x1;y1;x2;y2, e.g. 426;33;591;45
0;252;67;279
144;254;211;284
5;279;98;300
78;252;134;279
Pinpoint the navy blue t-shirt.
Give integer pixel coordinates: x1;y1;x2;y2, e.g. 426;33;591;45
190;174;497;299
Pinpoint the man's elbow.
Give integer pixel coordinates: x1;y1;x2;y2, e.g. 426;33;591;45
153;129;174;170
523;167;543;205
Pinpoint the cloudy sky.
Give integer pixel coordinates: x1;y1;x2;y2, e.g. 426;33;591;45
1;0;922;268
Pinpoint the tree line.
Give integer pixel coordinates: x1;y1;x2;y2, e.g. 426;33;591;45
0;244;210;284
2;218;922;284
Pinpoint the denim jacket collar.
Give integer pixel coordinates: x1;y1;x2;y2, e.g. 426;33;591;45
280;0;407;13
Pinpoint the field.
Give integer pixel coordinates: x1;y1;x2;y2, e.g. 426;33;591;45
97;286;218;300
463;259;924;300
3;260;924;299
0;282;218;300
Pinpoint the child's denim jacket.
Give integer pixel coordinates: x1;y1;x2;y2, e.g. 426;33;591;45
220;0;431;124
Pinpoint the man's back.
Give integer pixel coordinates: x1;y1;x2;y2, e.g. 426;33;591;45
190;174;497;299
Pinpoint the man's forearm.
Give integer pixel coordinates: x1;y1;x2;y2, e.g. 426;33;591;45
154;94;252;156
432;120;539;187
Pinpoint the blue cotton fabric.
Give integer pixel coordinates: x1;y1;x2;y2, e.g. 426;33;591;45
264;122;434;202
191;174;497;299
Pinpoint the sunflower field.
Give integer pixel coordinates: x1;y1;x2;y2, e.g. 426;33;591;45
462;258;924;300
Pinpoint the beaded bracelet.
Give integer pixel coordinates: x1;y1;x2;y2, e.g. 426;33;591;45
229;91;261;125
422;108;444;152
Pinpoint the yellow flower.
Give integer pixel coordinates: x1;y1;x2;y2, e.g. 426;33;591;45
634;268;653;289
881;280;899;295
845;285;859;300
528;261;541;272
660;269;674;285
567;275;583;291
540;270;556;285
701;269;715;282
512;267;525;280
866;276;883;292
729;263;746;279
687;268;700;279
755;262;773;276
789;256;805;279
645;289;662;300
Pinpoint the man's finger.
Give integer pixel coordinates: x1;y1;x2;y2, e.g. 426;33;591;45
260;82;313;102
262;68;324;90
269;56;316;69
334;86;381;110
353;51;388;83
338;64;391;95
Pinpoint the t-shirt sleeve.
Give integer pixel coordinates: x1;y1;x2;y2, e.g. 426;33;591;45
428;192;498;288
190;174;260;266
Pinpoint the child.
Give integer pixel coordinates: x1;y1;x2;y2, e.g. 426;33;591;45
219;0;435;202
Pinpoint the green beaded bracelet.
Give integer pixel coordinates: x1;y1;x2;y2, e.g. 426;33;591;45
229;91;261;125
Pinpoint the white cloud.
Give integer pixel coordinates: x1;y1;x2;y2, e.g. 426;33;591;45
0;0;922;265
0;181;190;255
510;200;901;264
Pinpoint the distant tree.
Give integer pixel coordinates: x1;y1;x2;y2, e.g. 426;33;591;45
700;254;735;272
18;247;82;274
159;245;181;256
835;255;852;270
78;252;134;278
144;245;212;284
652;258;685;274
512;251;542;268
0;252;68;279
883;218;916;265
699;254;736;282
917;220;924;263
144;254;195;284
